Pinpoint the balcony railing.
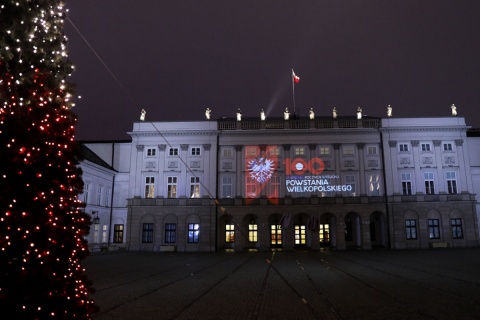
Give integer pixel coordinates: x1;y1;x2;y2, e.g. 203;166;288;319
218;117;380;130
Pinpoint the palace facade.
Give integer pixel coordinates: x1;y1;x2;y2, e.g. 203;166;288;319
79;116;480;252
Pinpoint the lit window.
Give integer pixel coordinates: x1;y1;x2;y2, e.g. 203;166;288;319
269;147;280;156
113;224;124;243
188;223;199;243
102;225;107;243
226;224;235;243
320;147;330;155
190;176;200;198
369;174;380;196
145;177;155;198
405;219;417;239
270;224;282;245
248;223;258;243
295;147;305;156
294;225;306;245
167;177;177;198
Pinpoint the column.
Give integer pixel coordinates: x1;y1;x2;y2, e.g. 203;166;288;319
357;143;366;196
133;144;144;197
455;139;470;193
411;140;422;194
433;140;445;193
157;144;167;196
203;144;211;197
333;143;341;196
235;145;243;197
388;140;400;195
179;144;189;197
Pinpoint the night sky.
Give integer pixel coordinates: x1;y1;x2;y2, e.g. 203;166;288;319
65;1;480;141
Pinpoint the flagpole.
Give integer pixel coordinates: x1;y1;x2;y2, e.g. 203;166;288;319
292;69;296;115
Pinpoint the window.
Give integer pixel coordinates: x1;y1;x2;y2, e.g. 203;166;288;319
319;224;330;243
269;147;280;156
367;146;377;155
246;176;256;198
345;175;356;196
188;223;199;243
401;173;412;195
146;148;156;156
96;186;103;206
165;223;176;243
428;219;440;239
405;219;417;239
190;176;200;198
294;147;305;156
169;148;178;156
93;224;99;243
246;147;257;157
102;225;107;243
104;188;111;207
268;175;280;198
369;174;380;196
248;223;258;242
451;219;463;239
113;224;124;243
294;225;306;245
223;148;233;158
320;147;330;155
424;172;435;194
226;224;235;243
167;176;177;198
222;176;232;198
443;143;453;151
446;172;457;194
399;144;409;152
421;143;431;152
270;224;282;246
84;182;91;204
343;146;354;155
145;176;155;198
191;147;201;156
142;223;154;243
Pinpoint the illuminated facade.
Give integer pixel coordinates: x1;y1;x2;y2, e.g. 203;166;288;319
80;116;480;251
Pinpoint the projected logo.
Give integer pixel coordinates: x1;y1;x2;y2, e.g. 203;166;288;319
248;158;275;183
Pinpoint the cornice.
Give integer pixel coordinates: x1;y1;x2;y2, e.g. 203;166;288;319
128;130;220;137
379;126;469;133
220;128;379;136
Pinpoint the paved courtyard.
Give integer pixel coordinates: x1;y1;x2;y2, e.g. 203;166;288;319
84;248;480;320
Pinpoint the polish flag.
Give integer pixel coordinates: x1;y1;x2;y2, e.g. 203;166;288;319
292;70;300;83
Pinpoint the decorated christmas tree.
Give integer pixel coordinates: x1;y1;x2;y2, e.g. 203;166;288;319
0;1;96;318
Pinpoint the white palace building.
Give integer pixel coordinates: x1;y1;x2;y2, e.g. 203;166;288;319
79;112;480;252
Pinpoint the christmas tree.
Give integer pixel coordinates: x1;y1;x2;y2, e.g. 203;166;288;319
0;1;97;318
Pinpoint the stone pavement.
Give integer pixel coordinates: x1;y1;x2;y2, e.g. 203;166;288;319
84;248;480;320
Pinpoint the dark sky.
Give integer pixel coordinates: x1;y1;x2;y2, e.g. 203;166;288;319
65;0;480;141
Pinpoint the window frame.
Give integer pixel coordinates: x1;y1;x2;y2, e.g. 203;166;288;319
164;223;177;244
169;148;179;156
401;173;412;195
191;147;201;156
405;219;417;240
188;223;200;243
146;148;156;157
142;223;154;243
451;219;463;239
399;143;409;152
145;176;155;198
428;219;440;239
113;224;124;243
167;176;177;198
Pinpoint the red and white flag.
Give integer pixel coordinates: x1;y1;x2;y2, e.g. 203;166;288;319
292;70;300;83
